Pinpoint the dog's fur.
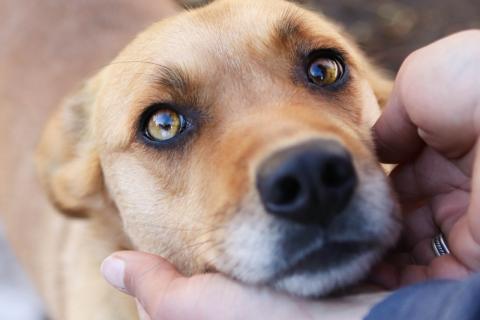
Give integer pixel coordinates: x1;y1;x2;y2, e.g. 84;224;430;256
4;0;400;319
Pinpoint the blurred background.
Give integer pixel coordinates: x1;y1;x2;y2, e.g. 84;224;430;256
308;0;480;71
1;0;479;319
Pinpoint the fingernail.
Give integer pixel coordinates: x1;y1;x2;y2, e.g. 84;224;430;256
101;255;127;293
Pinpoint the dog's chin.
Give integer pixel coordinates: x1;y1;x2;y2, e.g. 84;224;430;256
269;243;382;297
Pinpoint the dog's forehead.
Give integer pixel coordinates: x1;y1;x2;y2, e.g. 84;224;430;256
100;0;359;110
116;0;351;74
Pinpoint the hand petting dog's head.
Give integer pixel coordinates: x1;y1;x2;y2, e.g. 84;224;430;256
37;0;400;296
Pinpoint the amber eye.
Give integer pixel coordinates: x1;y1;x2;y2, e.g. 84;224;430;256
145;108;186;141
307;55;344;86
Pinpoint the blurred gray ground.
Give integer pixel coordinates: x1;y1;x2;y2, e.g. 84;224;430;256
0;225;45;320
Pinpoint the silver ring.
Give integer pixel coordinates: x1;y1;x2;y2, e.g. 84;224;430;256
432;233;450;256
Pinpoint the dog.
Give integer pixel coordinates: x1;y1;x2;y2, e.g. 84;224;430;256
8;0;401;318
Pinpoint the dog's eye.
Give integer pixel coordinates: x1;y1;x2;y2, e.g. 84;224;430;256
145;108;186;141
307;55;344;87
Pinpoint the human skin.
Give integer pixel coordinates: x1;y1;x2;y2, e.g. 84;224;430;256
371;29;480;287
101;29;480;319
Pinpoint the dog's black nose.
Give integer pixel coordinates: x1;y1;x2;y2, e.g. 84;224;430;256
256;140;357;225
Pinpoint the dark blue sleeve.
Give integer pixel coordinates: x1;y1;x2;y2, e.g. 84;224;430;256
365;273;480;320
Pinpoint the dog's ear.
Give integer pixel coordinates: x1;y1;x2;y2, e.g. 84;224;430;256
36;77;106;218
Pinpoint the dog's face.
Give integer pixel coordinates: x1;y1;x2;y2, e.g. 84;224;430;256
37;0;400;296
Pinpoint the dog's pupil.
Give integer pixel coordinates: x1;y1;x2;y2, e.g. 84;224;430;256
154;113;174;131
161;123;172;130
310;63;326;81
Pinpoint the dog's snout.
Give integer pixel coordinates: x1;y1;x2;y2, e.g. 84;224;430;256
256;140;357;225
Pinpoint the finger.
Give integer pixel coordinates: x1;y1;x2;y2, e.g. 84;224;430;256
400;191;468;265
411;238;436;265
390;147;470;203
101;251;308;320
376;249;472;288
398;255;471;287
373;82;424;164
428;255;471;280
400;189;469;246
368;262;400;289
401;204;436;249
374;30;480;163
406;31;480;159
101;251;184;319
398;265;428;286
447;144;480;271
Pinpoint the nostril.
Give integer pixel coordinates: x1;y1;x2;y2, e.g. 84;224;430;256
321;158;354;188
270;175;302;205
257;139;358;225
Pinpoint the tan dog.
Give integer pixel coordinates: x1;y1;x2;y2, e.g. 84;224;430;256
7;0;400;318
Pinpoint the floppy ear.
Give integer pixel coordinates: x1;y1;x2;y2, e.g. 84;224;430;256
36;77;106;218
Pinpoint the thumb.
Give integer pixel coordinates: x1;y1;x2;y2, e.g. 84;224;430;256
101;251;183;319
101;251;309;320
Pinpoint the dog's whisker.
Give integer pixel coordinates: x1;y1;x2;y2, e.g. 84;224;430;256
134;218;223;232
168;239;217;261
134;259;174;286
134;224;215;232
192;242;225;272
169;231;225;264
165;226;224;259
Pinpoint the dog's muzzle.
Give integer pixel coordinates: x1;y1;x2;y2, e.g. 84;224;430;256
256;139;357;226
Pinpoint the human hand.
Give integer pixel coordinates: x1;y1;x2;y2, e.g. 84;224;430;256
372;30;480;288
101;251;385;320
